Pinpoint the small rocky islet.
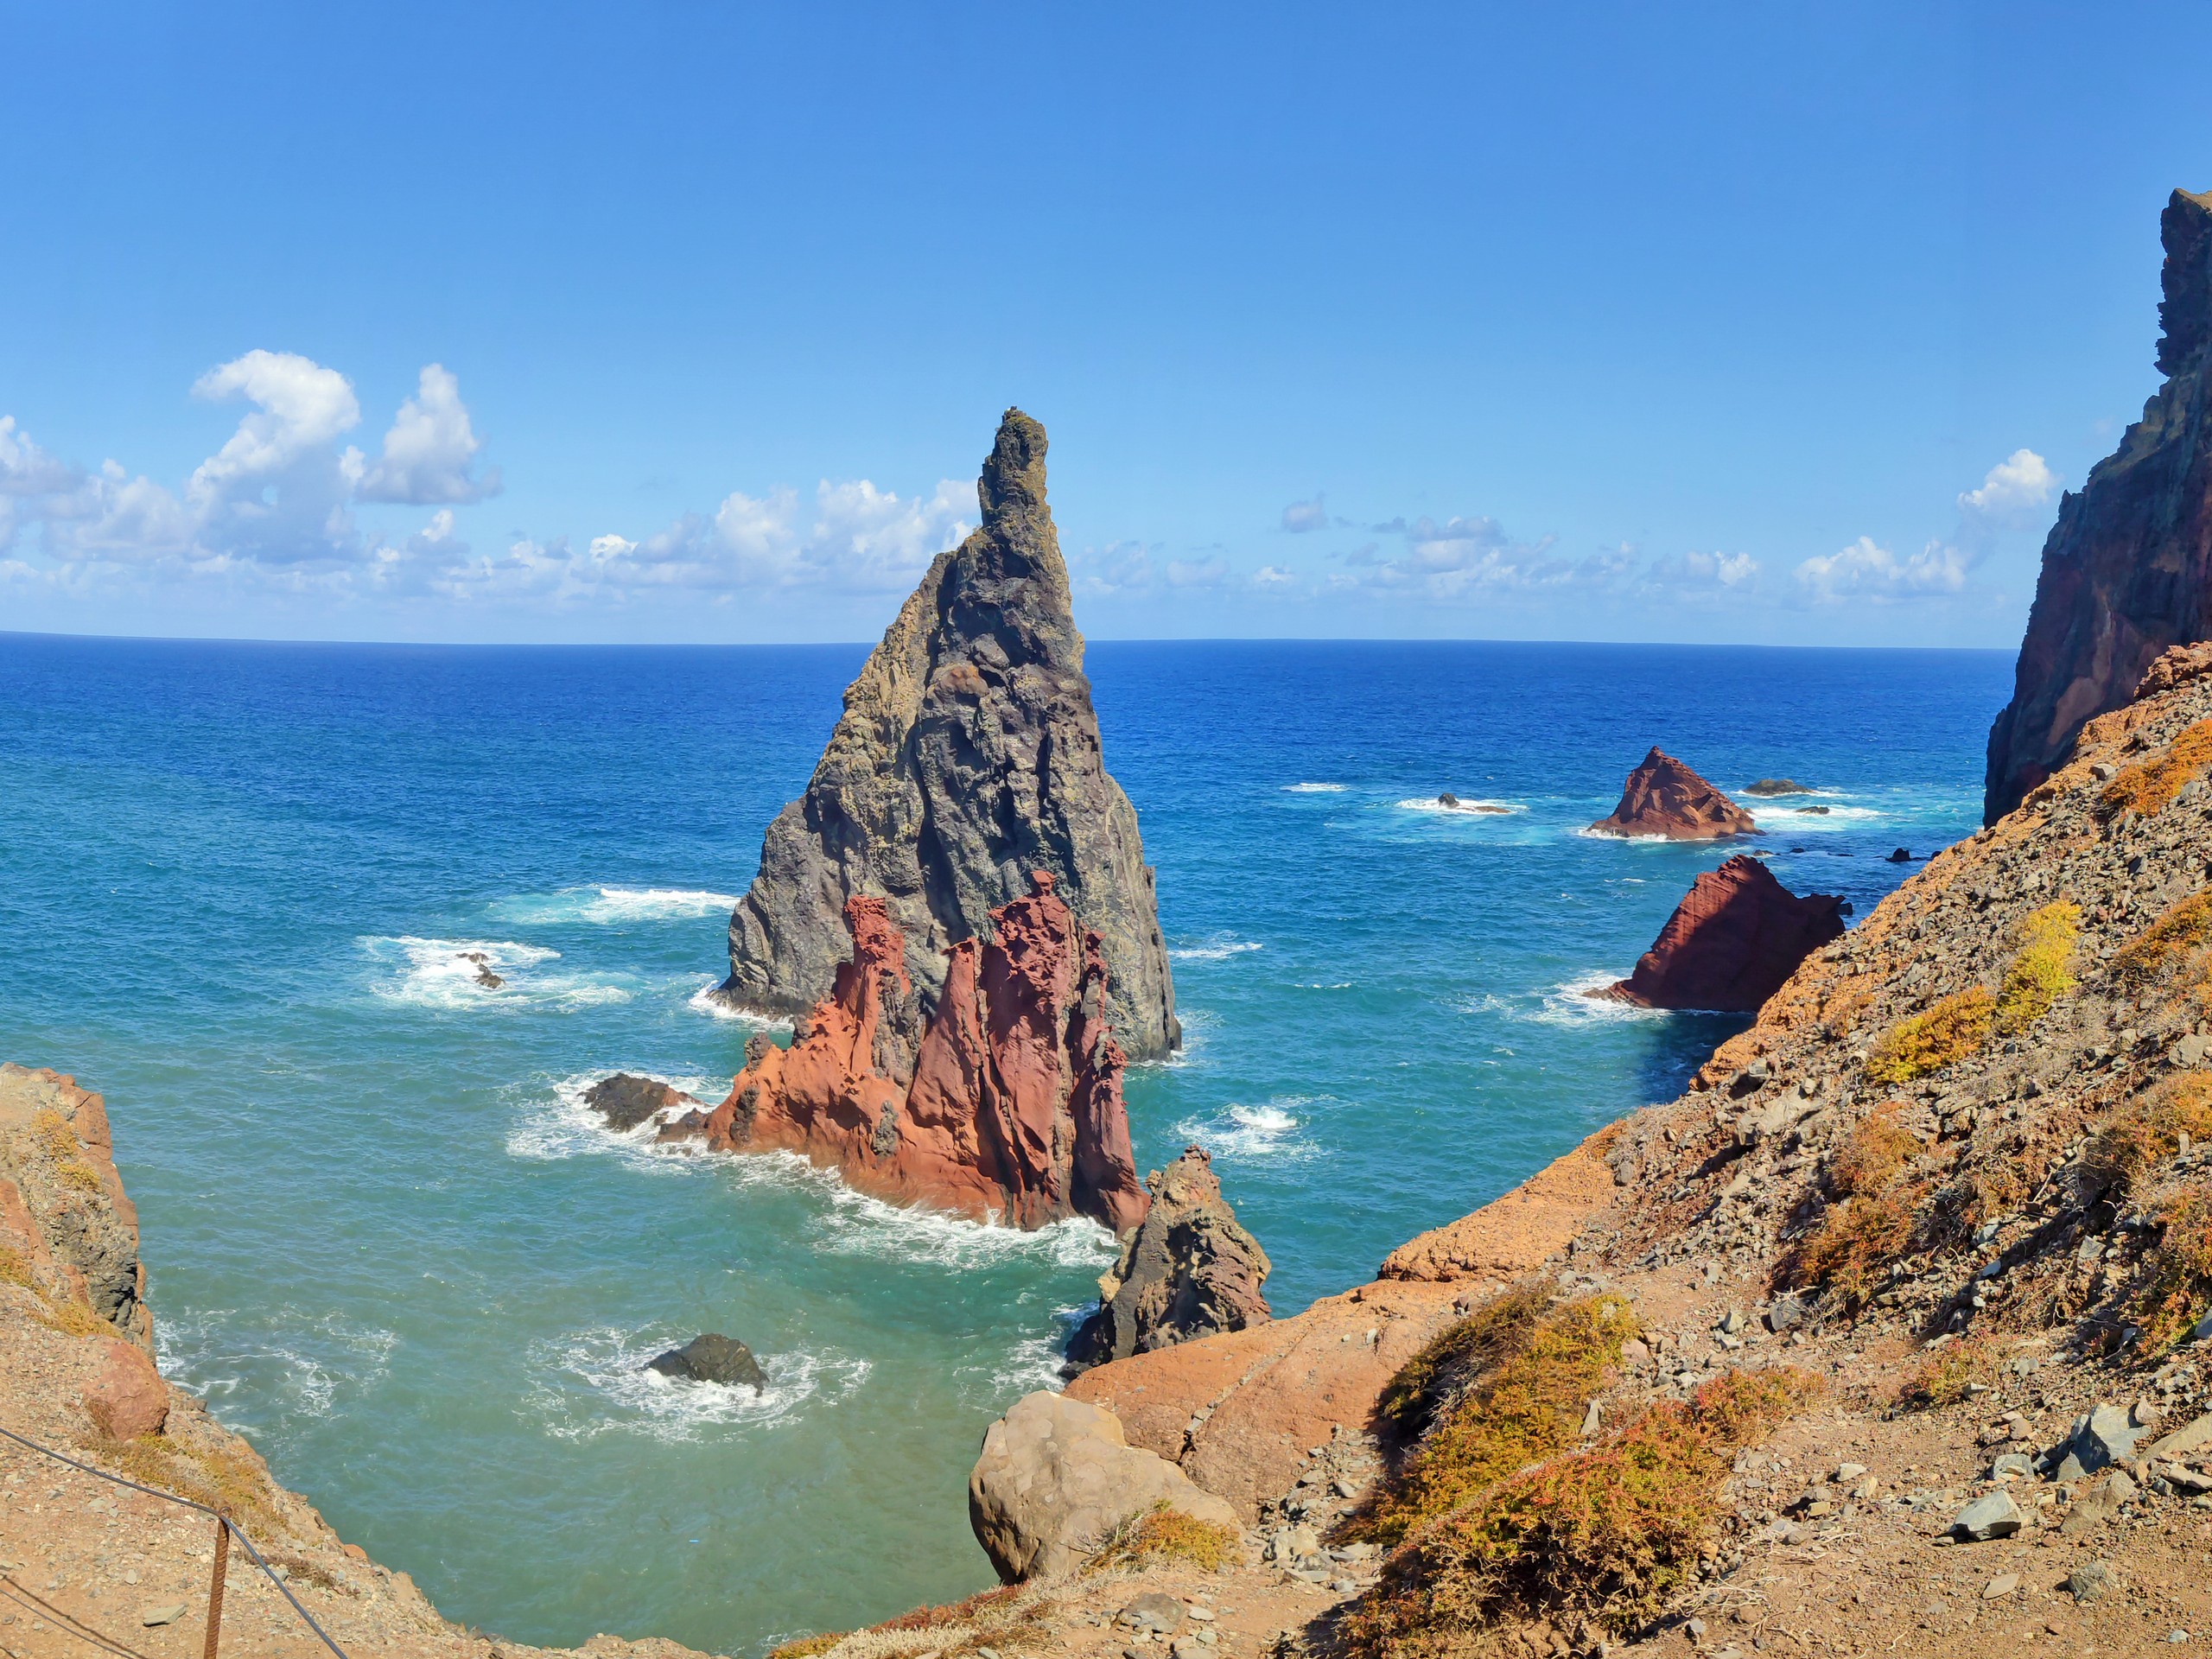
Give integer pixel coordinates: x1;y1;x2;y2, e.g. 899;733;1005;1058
34;189;2212;1656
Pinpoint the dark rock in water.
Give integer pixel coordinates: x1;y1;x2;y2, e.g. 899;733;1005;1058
1985;188;2212;825
1744;778;1810;797
456;950;505;989
1796;804;1830;815
1066;1146;1270;1370
714;409;1179;1062
1887;847;1914;863
656;1109;709;1142
582;1073;700;1134
1588;747;1758;840
645;1332;766;1389
1438;792;1460;808
1599;855;1846;1014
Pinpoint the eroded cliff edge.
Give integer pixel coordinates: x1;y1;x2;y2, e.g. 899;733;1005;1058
715;409;1179;1061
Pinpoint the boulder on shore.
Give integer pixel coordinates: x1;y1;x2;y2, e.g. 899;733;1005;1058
675;874;1151;1234
1067;1146;1271;1370
645;1333;766;1389
1587;748;1758;841
1599;855;1846;1014
968;1390;1240;1581
715;409;1179;1061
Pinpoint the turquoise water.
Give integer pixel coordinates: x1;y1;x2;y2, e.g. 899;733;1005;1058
0;634;2009;1653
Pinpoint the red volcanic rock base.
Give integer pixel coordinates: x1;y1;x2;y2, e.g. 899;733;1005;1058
1588;746;1758;840
696;874;1150;1234
1605;853;1845;1013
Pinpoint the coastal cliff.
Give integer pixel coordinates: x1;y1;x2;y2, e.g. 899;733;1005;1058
715;409;1179;1061
1986;187;2212;824
685;874;1148;1232
1602;853;1847;1013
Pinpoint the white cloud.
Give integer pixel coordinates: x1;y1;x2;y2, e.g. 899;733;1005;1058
1793;536;1966;602
1069;540;1154;597
1959;448;2056;523
1648;549;1762;589
182;349;365;566
357;365;501;505
0;417;79;497
1280;493;1328;533
1166;556;1229;588
1253;563;1296;588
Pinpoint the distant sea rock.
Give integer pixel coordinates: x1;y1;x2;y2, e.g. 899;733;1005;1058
582;1073;699;1133
646;1333;766;1389
1599;854;1845;1013
713;408;1179;1061
1066;1146;1271;1370
674;874;1149;1233
1743;778;1808;797
1587;747;1758;841
1985;188;2212;824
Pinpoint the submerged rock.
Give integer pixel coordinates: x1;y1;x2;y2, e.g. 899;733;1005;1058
1986;188;2212;823
1599;855;1845;1014
968;1390;1239;1581
1744;778;1809;796
1067;1146;1272;1370
582;1073;700;1134
715;409;1179;1061
645;1333;766;1389
689;874;1150;1233
1587;747;1757;840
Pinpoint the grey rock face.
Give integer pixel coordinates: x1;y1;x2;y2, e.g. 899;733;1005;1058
1949;1490;2023;1541
715;409;1179;1060
645;1332;766;1389
1066;1145;1271;1370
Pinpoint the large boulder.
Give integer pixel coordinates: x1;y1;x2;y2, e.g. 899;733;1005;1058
1067;1147;1270;1369
969;1391;1239;1581
714;409;1179;1061
81;1339;168;1440
1985;188;2212;823
1587;748;1757;840
1599;855;1847;1014
583;1074;699;1133
645;1334;766;1389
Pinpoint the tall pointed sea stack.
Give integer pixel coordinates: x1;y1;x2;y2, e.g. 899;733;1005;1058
717;410;1179;1059
1986;187;2212;823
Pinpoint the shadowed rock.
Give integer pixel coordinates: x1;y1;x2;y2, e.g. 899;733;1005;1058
715;409;1179;1060
645;1333;766;1389
582;1073;699;1133
1599;855;1846;1014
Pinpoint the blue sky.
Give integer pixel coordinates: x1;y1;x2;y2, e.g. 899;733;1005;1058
3;3;2209;646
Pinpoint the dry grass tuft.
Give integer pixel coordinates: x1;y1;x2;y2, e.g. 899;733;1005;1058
2082;1072;2212;1198
1378;1281;1553;1436
1997;901;2080;1033
1340;1367;1822;1656
1894;1339;1994;1410
85;1432;283;1539
2130;1182;2212;1359
1827;1109;1920;1198
1363;1293;1637;1547
1866;987;1995;1085
768;1636;848;1659
2102;719;2212;817
1088;1503;1242;1573
1793;1190;1914;1313
0;1246;30;1289
2114;893;2212;990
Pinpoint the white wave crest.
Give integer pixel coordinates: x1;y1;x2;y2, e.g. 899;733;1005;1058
1168;937;1264;962
1458;972;1672;1027
359;936;633;1010
528;1325;868;1442
1173;1096;1317;1161
1747;803;1882;831
155;1308;398;1426
686;980;795;1027
1395;797;1521;816
494;887;740;925
1284;782;1346;793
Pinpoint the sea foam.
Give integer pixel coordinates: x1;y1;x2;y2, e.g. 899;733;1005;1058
494;886;740;925
1174;1096;1318;1161
529;1325;868;1442
1284;782;1347;792
1168;935;1264;962
359;936;633;1010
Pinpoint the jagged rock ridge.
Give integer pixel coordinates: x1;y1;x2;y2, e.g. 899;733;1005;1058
715;409;1179;1060
1986;187;2212;824
1600;853;1847;1013
680;874;1150;1232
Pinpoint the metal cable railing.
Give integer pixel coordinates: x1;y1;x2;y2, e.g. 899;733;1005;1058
0;1423;349;1657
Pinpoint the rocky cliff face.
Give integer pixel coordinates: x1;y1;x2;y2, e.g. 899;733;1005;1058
1985;188;2212;824
1067;1146;1272;1370
716;410;1179;1061
1601;854;1846;1013
1586;747;1757;840
690;873;1150;1232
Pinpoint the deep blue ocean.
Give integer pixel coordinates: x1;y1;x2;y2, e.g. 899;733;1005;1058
0;633;2010;1653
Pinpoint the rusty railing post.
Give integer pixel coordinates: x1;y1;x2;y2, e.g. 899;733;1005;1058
203;1516;230;1657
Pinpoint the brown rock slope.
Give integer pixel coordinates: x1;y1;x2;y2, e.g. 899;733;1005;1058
1986;187;2212;824
933;647;2212;1656
1601;852;1847;1012
682;873;1148;1232
0;1062;715;1659
716;408;1179;1060
1587;747;1757;840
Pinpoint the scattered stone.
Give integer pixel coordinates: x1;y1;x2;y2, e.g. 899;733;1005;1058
141;1604;188;1627
1949;1490;2024;1541
1119;1594;1187;1635
1993;1452;2036;1480
1764;1296;1807;1333
1983;1573;2020;1599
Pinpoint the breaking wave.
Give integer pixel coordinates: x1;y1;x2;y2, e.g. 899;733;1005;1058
1395;797;1521;816
507;1071;725;1165
1168;936;1264;962
359;936;632;1010
1284;782;1346;793
1173;1096;1318;1161
493;887;740;925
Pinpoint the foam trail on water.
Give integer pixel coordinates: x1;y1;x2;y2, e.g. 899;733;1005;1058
1284;782;1346;793
508;1071;726;1166
1168;935;1264;962
359;936;633;1010
1174;1096;1319;1161
155;1307;398;1431
687;980;795;1028
494;887;740;925
528;1325;868;1442
1395;796;1522;816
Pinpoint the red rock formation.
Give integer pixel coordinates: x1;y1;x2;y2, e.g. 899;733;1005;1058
1986;189;2212;824
1586;747;1758;840
694;874;1151;1233
1600;854;1845;1013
